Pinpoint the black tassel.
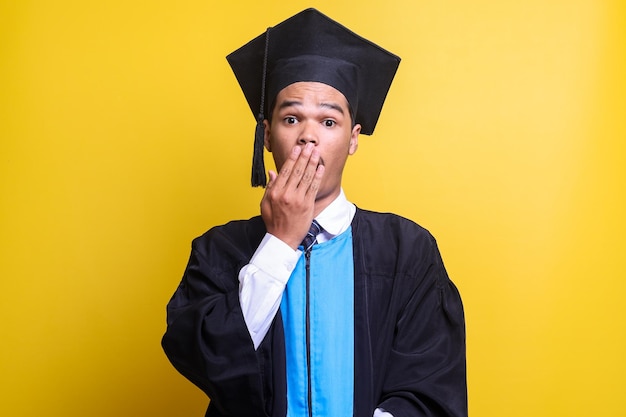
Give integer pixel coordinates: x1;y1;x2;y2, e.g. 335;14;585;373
251;27;271;188
251;114;267;187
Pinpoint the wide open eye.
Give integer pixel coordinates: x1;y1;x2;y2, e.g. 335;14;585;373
284;116;298;124
323;119;336;127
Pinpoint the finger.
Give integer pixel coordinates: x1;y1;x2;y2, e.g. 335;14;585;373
305;163;325;199
266;170;278;187
274;146;301;188
261;171;278;211
297;148;321;190
285;143;315;189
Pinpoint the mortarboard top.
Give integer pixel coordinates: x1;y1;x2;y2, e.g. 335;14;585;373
226;8;401;187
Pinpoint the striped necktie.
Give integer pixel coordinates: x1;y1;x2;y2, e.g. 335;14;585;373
301;220;322;252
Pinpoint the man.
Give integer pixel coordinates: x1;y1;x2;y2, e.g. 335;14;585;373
162;8;467;417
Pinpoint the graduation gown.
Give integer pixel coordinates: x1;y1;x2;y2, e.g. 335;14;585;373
162;208;467;417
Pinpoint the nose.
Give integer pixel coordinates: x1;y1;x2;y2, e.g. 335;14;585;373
297;122;318;145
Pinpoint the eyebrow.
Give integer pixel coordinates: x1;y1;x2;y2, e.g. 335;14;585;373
277;100;345;115
276;100;302;111
320;102;345;115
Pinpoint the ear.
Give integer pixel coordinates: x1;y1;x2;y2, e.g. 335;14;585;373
348;124;360;155
263;119;272;152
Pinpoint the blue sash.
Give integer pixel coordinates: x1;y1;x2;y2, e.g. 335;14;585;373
281;227;354;417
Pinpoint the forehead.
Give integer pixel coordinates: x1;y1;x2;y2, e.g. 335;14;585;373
274;81;350;109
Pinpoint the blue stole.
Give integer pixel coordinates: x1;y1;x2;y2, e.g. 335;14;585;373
280;227;354;417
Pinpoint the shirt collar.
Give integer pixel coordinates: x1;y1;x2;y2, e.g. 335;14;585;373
315;189;356;239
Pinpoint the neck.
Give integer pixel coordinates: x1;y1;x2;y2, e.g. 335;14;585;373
313;188;341;218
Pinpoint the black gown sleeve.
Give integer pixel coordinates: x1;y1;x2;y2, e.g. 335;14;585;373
352;210;467;417
161;221;271;417
378;233;467;417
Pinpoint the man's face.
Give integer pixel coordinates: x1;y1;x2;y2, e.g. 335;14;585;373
264;81;360;202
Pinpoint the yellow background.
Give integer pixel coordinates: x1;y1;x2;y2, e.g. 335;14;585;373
1;1;624;415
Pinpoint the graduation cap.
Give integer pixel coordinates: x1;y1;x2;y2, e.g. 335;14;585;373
227;8;401;187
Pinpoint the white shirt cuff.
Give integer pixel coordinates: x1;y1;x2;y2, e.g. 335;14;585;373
374;408;394;417
248;233;302;284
